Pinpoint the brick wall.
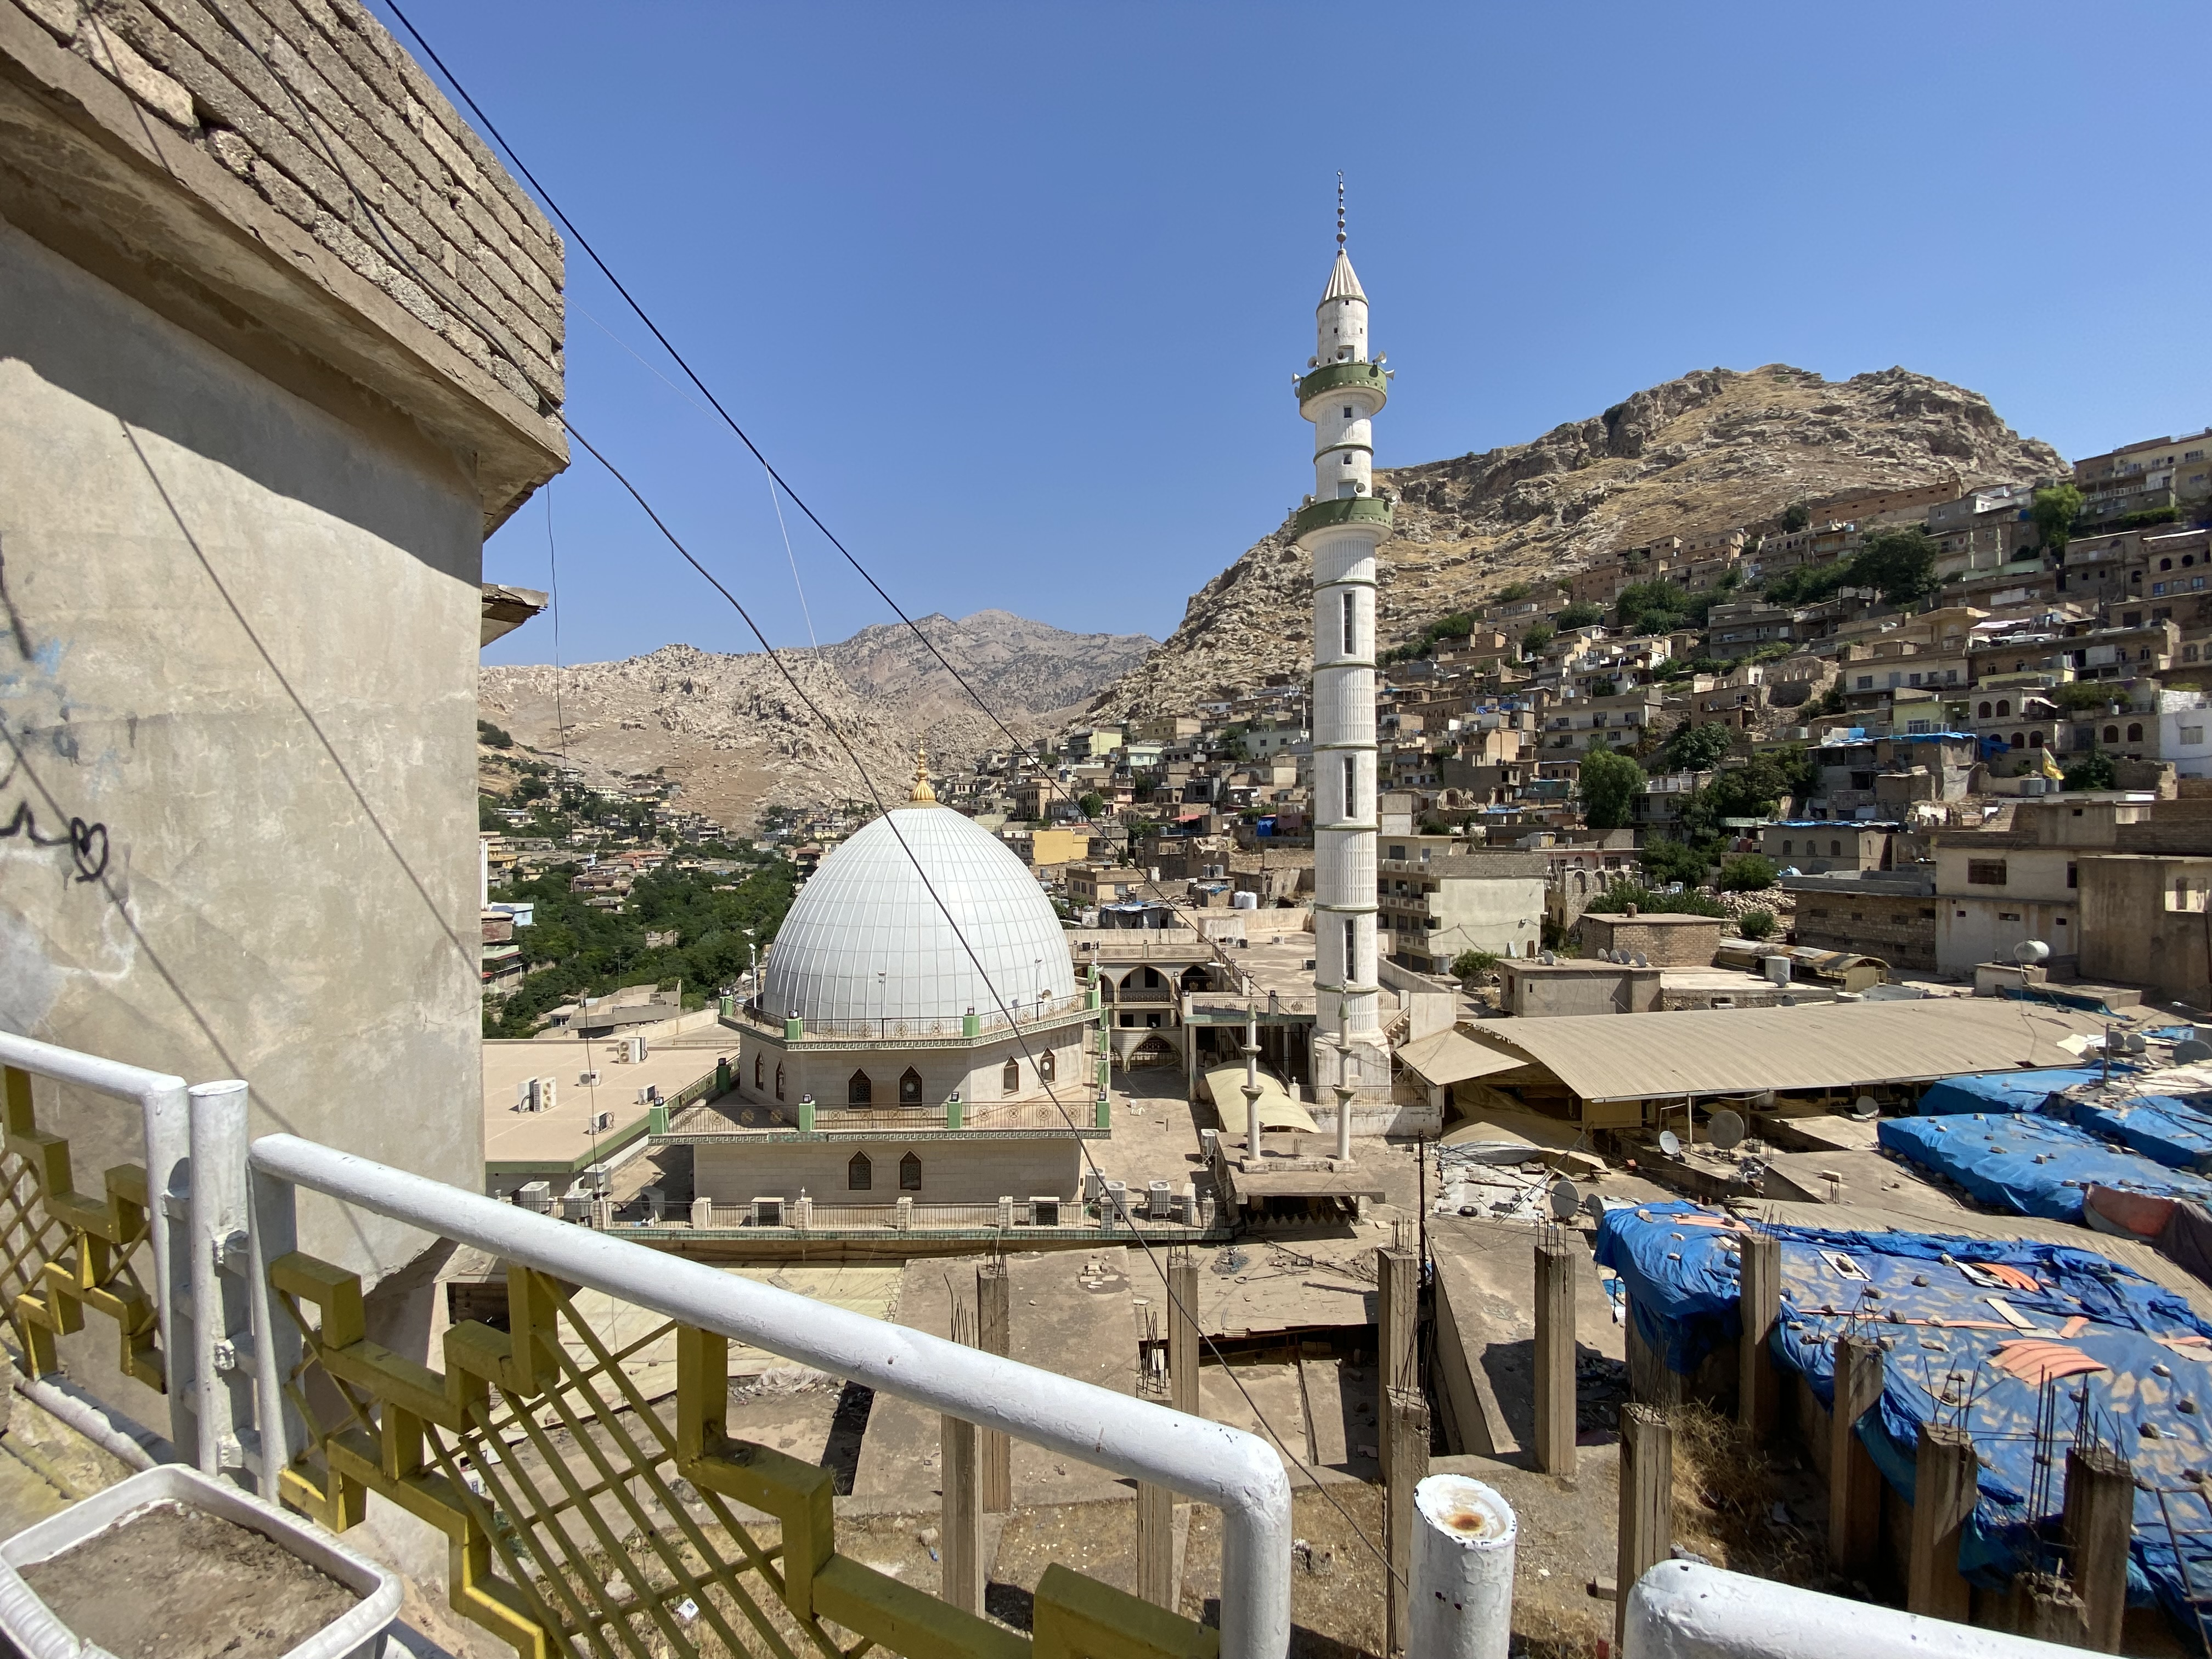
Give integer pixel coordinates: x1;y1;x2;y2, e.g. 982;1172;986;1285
1791;890;1937;970
1576;913;1724;967
12;0;563;417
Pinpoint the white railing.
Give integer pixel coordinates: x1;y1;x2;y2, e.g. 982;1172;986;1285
247;1133;1293;1659
1623;1562;2078;1659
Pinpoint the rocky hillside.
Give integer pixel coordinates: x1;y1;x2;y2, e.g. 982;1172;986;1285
1087;364;2064;720
479;612;1153;830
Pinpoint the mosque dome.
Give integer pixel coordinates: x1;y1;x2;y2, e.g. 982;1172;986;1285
761;804;1076;1028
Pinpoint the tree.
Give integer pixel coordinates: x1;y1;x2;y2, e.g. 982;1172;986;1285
2064;748;2117;792
1617;579;1694;636
477;719;514;749
1737;908;1777;940
1520;623;1556;656
1717;854;1778;892
1451;949;1501;981
1662;720;1734;772
1578;747;1645;830
1639;836;1712;889
1782;503;1812;532
1584;877;1725;918
1556;600;1604;629
1077;791;1106;819
2032;484;2084;554
1849;527;1943;608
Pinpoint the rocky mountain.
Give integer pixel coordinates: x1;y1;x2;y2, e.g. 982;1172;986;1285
1087;364;2065;720
478;612;1153;830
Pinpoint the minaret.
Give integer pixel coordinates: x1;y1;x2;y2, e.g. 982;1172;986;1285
1295;178;1391;1097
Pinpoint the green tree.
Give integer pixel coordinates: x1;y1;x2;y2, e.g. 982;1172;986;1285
1716;854;1778;892
1556;600;1605;629
1578;747;1645;830
1737;908;1777;940
1077;791;1106;818
1494;582;1532;603
1520;623;1556;655
1451;949;1501;980
1584;876;1725;917
2032;483;2084;554
1616;579;1692;636
2064;748;2117;792
1639;837;1712;889
1781;503;1812;532
1662;720;1734;772
1849;527;1943;608
477;719;514;749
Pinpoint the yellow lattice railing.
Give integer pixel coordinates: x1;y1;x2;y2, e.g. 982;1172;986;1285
272;1256;1216;1659
0;1065;161;1389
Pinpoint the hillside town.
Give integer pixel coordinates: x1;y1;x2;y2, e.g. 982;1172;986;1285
7;0;2212;1657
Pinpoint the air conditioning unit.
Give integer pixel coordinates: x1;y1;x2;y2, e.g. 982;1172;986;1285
753;1196;784;1227
515;1079;534;1112
579;1070;600;1087
590;1110;613;1132
1029;1196;1062;1227
516;1180;553;1214
537;1077;557;1114
1148;1180;1172;1220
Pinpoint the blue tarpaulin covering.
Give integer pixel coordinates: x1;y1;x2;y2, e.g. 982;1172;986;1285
1595;1201;2212;1630
2068;1098;2212;1173
1878;1113;2212;1222
1915;1067;2111;1116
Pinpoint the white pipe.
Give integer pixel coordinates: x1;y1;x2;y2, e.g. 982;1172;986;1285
187;1081;250;1479
1410;1476;1515;1659
0;1031;195;1461
249;1133;1293;1659
1623;1561;2085;1659
14;1374;168;1471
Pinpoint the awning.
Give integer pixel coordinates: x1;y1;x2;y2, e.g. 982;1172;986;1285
1202;1065;1319;1133
1395;1028;1531;1087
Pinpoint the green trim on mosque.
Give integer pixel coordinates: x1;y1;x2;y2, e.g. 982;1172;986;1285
1296;360;1389;408
1293;495;1395;538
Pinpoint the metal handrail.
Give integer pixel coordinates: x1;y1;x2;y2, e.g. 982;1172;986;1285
247;1133;1291;1659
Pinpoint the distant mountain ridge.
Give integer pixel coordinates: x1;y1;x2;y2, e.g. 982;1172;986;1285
1086;363;2065;720
478;611;1153;829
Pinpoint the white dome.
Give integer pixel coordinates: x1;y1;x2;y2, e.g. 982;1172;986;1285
763;807;1075;1026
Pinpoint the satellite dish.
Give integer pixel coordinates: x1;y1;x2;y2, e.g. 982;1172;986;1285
2176;1040;2212;1065
1658;1129;1683;1158
1540;951;1557;966
1710;1109;1746;1151
1583;1191;1609;1222
1633;953;1651;968
2014;939;2051;966
2121;1032;2148;1055
1549;1178;1582;1221
1850;1095;1880;1121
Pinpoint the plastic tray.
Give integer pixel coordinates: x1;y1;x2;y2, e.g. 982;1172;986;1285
0;1462;401;1659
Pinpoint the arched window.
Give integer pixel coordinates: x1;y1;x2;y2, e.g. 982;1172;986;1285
1830;840;1843;857
2129;723;2145;742
1002;1058;1019;1093
774;1064;785;1101
2030;732;2046;749
848;1070;872;1106
2162;558;2174;572
1039;1049;1056;1083
899;1152;923;1192
848;1152;871;1191
1781;839;1793;855
2105;725;2120;742
754;1054;763;1088
2011;732;2025;748
1978;702;1993;719
899;1066;923;1105
1997;699;2012;717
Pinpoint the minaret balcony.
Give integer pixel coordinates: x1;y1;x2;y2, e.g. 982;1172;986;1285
1296;360;1389;409
1293;494;1395;539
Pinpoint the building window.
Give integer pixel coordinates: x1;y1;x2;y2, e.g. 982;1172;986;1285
898;1066;923;1105
2185;727;2206;746
754;1054;763;1088
1978;702;1992;718
2105;725;2120;742
848;1152;872;1191
1342;406;1353;419
1997;700;2012;717
899;1152;922;1191
775;1064;785;1101
2030;732;2045;749
1039;1049;1056;1083
2174;881;2209;914
2128;723;2145;742
1781;840;1793;855
2011;732;2025;748
1343;590;1356;654
1002;1058;1019;1093
1997;911;2021;922
1967;860;2008;886
848;1070;873;1106
1830;840;1843;857
1342;755;1356;809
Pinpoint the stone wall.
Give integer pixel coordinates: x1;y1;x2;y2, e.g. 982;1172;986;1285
1575;912;1724;967
1792;889;1937;970
8;0;563;420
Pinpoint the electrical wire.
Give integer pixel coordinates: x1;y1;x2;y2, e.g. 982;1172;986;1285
243;4;1397;1582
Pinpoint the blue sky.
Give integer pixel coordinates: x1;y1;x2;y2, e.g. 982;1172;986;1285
415;2;2212;669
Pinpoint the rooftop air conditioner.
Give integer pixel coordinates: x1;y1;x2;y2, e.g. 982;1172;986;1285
579;1070;600;1087
1029;1197;1062;1227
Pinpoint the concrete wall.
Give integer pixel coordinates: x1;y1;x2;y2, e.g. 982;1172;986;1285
730;1029;1088;1108
695;1135;1082;1205
1425;869;1545;964
2079;855;2212;1007
1937;895;2079;978
1497;962;1660;1016
1575;912;1724;967
0;215;489;1282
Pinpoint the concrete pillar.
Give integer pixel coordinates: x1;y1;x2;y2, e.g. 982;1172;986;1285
1533;1239;1576;1476
940;1410;983;1612
1378;1246;1419;1493
1827;1335;1884;1578
1169;1254;1200;1415
2063;1444;2133;1653
2013;1576;2090;1646
1907;1422;1976;1623
1137;1475;1175;1610
1737;1230;1781;1441
1615;1403;1672;1649
1409;1475;1515;1659
1385;1387;1431;1658
976;1262;1012;1514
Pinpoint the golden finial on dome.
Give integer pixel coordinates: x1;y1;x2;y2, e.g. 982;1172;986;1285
909;744;938;805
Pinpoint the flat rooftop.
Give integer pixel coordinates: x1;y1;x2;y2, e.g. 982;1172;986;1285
484;1035;735;1172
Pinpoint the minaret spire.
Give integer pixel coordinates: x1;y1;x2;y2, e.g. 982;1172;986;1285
1336;172;1346;250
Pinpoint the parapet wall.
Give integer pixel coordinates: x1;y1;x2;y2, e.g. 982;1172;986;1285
8;0;562;416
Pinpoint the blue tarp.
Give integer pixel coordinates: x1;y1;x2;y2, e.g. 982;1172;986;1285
2068;1098;2212;1172
1878;1113;2212;1222
1595;1201;2212;1629
1915;1067;2109;1116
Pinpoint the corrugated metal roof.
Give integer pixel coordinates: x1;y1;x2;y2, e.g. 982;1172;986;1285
1461;998;2106;1104
1397;1028;1529;1086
